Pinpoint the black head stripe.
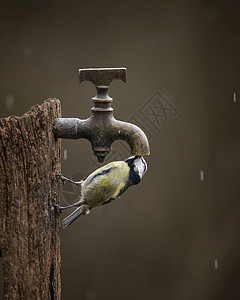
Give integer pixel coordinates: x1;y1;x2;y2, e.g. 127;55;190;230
125;156;137;167
141;157;147;173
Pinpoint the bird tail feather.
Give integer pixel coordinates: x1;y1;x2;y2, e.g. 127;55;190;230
62;205;89;229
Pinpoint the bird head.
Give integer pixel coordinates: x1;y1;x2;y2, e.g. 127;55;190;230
125;156;147;185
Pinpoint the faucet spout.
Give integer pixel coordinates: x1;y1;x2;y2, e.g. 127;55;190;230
110;119;150;156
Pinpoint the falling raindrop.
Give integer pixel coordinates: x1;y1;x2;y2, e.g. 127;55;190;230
214;259;218;270
233;92;237;103
63;149;67;160
6;94;14;109
200;170;204;181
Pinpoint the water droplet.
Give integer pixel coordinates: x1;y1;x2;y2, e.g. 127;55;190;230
214;259;218;270
63;149;67;160
200;170;204;181
233;92;237;103
6;94;14;109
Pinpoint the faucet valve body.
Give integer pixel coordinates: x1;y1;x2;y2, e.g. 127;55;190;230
53;68;150;162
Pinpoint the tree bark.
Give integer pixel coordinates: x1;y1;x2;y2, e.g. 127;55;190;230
0;99;61;299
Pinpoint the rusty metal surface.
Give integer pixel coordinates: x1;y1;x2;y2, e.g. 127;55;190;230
53;67;150;162
79;67;126;87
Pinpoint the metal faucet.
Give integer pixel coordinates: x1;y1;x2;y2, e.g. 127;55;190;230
53;67;150;162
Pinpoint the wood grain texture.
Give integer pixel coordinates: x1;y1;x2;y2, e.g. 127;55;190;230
0;99;61;299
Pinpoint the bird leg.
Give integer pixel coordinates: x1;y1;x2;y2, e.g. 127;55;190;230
53;199;83;211
54;174;83;211
53;202;77;211
56;173;82;187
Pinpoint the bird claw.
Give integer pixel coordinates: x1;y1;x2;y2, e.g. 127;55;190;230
52;201;63;213
56;173;66;184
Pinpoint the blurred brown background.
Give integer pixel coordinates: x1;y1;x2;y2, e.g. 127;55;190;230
1;0;240;299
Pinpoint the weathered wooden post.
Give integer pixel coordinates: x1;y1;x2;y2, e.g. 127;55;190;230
0;99;61;299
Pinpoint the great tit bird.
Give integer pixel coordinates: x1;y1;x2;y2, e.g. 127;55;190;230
54;156;147;228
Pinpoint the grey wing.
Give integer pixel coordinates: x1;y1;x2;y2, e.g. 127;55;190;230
100;182;131;206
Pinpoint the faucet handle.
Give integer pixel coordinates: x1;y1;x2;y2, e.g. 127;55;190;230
79;67;126;87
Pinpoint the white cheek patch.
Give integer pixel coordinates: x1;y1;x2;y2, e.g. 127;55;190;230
133;157;147;179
